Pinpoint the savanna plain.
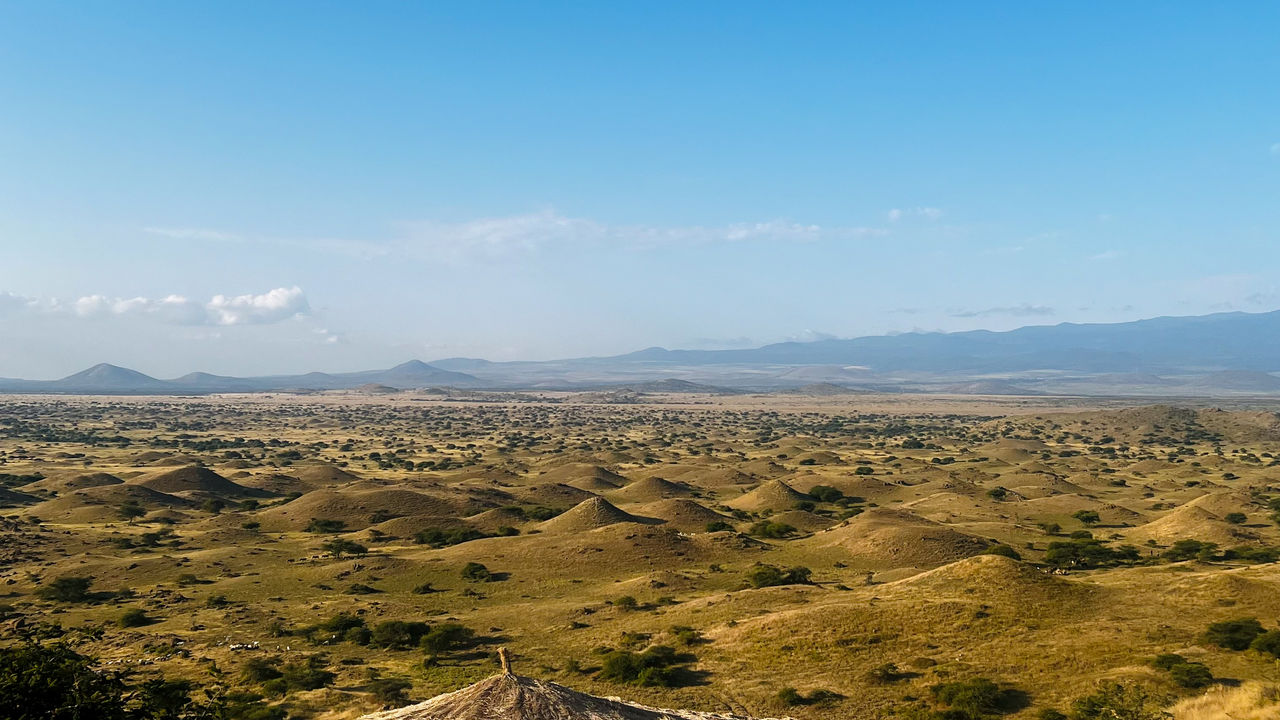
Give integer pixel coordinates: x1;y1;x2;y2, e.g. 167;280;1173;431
4;392;1280;719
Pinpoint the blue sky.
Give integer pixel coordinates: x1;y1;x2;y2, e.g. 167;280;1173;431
1;2;1278;377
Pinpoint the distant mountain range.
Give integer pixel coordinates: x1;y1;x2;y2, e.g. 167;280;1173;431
7;309;1280;396
0;360;480;394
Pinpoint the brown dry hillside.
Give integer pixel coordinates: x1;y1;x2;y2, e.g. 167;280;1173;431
536;497;658;533
5;396;1280;720
801;507;991;570
134;465;265;496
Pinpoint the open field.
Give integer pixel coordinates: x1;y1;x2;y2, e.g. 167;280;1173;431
4;392;1280;719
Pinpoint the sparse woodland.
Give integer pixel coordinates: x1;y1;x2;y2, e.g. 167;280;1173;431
3;394;1280;719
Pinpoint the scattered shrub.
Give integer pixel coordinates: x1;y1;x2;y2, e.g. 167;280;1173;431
1070;682;1169;720
776;687;843;707
461;562;493;582
36;576;94;603
744;563;812;588
305;518;346;533
1249;629;1280;658
118;608;152;628
748;521;796;539
1072;510;1101;526
808;485;843;503
1203;617;1264;650
366;677;413;707
597;645;691;687
982;545;1022;560
1167;661;1213;689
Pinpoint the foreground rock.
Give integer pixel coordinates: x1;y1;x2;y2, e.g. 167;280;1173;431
361;669;780;720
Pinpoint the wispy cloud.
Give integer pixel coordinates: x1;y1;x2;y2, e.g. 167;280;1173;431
950;304;1055;319
1270;142;1280;156
1089;249;1121;261
887;207;943;222
1;287;309;326
144;210;890;264
143;227;244;242
397;211;885;261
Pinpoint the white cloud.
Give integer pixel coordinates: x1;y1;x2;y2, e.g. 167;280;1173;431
784;329;839;342
206;287;309;326
1270;142;1280;156
0;292;37;314
2;287;309;326
951;304;1055;319
1089;249;1121;261
143;227;244;242
149;211;888;264
887;207;943;222
396;211;873;260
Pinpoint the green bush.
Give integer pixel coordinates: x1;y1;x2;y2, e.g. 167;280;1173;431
279;657;335;691
670;625;704;646
321;538;368;558
1163;540;1217;562
118;608;152;628
305;518;346;533
1249;629;1280;658
36;576;94;603
748;521;796;539
370;620;431;650
745;563;812;588
597;645;690;687
1167;662;1213;689
867;662;903;683
808;485;843;503
461;562;493;581
1072;510;1101;526
931;677;1002;718
1069;682;1169;720
1203;617;1264;650
420;623;475;659
366;677;413;707
1044;538;1139;569
982;545;1022;560
1150;653;1185;670
1221;546;1279;564
242;657;283;683
0;642;221;719
413;528;488;548
776;687;843;707
705;520;733;532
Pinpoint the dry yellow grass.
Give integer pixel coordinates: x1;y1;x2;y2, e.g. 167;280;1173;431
3;393;1280;719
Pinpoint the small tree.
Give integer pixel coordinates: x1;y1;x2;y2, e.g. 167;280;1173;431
1070;682;1169;720
321;538;367;558
367;677;413;707
1203;617;1264;650
1167;662;1213;689
118;608;152;628
36;576;94;603
117;502;147;522
1250;629;1280;658
1072;510;1101;527
461;562;492;582
420;623;474;663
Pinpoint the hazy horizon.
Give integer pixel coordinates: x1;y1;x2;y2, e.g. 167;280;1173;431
4;3;1279;378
